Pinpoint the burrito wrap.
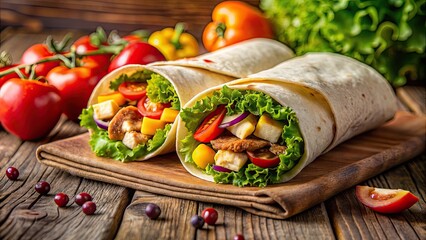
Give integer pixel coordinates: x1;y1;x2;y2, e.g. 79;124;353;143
86;38;294;161
176;53;397;183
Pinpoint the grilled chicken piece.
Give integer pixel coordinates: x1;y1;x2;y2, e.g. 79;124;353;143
122;131;150;149
108;106;142;140
269;143;287;155
210;135;269;153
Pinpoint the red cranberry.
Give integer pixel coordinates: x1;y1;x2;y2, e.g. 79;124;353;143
201;207;218;225
234;234;245;240
190;215;205;229
35;181;50;195
75;192;92;206
54;192;69;207
82;201;96;215
6;167;19;180
145;203;161;220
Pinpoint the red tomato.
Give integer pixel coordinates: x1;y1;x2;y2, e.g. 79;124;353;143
122;35;144;43
20;44;60;77
46;66;101;120
137;95;170;119
0;64;27;88
118;82;148;101
72;35;111;71
193;105;226;143
356;185;419;214
0;78;62;140
247;149;280;168
108;42;166;72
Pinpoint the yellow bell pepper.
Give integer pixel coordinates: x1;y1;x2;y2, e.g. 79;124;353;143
141;117;166;135
97;92;126;106
192;144;216;169
160;108;179;123
148;23;199;60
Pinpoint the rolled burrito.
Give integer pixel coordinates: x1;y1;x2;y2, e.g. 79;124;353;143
176;53;397;186
79;38;294;161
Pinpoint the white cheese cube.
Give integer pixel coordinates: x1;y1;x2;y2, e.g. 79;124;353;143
214;150;248;172
92;100;119;120
253;114;284;143
122;131;149;149
122;120;142;132
226;114;257;139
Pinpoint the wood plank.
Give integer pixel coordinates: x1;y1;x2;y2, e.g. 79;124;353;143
115;191;335;239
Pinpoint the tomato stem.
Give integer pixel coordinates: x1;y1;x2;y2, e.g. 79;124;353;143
216;23;226;38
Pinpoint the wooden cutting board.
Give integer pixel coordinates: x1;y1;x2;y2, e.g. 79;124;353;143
36;111;426;219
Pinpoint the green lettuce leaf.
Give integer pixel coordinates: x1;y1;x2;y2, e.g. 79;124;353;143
260;0;426;87
109;70;153;90
146;74;180;110
179;86;304;187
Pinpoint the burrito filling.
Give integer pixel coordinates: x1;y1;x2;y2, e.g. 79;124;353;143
180;86;304;187
80;70;180;161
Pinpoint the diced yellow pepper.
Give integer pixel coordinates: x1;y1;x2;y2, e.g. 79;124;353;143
141;117;166;135
97;92;126;106
160;108;179;123
192;144;216;169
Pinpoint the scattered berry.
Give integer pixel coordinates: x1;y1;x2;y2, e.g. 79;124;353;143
82;201;96;215
54;192;69;207
6;167;19;180
201;207;218;225
75;192;92;206
234;234;245;240
35;181;50;195
145;203;161;220
190;215;205;229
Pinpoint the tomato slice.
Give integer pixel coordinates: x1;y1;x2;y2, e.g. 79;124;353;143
194;105;226;143
355;185;419;214
118;82;148;101
247;149;280;168
137;95;170;119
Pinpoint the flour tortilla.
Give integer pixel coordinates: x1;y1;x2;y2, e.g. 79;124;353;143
176;53;397;183
87;39;295;161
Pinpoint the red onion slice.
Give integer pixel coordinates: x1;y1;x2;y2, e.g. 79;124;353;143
94;117;109;130
212;165;232;173
218;112;249;128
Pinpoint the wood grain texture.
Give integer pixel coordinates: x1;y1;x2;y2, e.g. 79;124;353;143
1;0;260;34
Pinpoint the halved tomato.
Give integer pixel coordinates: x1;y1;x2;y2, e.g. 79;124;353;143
137;95;170;119
118;82;148;101
247;149;280;168
356;185;419;214
193;105;226;143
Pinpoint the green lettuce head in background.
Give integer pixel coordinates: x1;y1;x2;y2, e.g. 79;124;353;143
260;0;425;87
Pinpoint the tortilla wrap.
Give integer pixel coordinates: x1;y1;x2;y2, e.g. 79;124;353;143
176;53;397;184
86;38;294;161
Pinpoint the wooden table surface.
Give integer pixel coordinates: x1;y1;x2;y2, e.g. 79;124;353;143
0;29;425;240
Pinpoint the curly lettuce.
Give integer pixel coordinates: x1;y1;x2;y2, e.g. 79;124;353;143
260;0;426;87
179;86;304;187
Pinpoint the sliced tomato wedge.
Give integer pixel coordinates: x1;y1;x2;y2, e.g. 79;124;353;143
118;82;148;101
194;105;226;143
355;185;419;214
137;95;171;119
247;149;280;168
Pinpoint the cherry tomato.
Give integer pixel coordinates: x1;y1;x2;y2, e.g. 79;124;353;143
247;149;280;168
0;78;62;140
0;64;27;88
47;65;101;120
118;82;148;101
108;42;166;73
72;35;111;72
356;185;419;214
20;44;60;77
193;105;226;143
137;95;171;119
